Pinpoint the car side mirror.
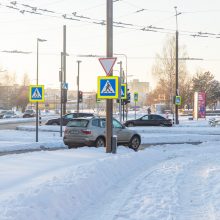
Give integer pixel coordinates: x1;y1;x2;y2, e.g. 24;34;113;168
122;124;126;129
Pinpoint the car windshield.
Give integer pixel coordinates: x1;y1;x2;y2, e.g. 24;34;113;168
67;119;89;127
25;110;33;113
5;111;14;115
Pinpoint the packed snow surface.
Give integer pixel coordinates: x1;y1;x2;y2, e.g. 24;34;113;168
1;117;220;219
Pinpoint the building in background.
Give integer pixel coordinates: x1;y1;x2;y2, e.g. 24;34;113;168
127;79;150;107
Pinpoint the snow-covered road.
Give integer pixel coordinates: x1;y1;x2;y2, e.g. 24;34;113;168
1;118;220;219
1;142;220;220
77;143;220;220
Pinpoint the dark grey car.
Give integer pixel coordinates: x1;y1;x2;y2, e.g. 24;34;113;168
45;112;95;126
63;117;141;151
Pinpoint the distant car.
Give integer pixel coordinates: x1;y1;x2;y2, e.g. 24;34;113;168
23;109;36;118
124;114;173;127
45;112;95;126
0;110;8;119
2;111;19;119
63;116;141;151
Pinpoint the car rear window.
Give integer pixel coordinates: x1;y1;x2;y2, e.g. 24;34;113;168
67;119;89;127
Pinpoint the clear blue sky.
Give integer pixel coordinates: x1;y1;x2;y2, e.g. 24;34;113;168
0;0;220;91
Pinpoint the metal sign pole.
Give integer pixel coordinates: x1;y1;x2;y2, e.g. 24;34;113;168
60;52;63;137
135;101;136;119
106;0;113;153
118;61;122;123
36;39;39;142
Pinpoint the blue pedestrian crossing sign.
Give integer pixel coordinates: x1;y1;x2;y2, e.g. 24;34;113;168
121;83;127;100
97;76;119;99
29;85;45;102
62;82;68;90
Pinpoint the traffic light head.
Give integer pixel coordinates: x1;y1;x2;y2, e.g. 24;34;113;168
78;91;83;103
123;92;130;105
127;92;131;102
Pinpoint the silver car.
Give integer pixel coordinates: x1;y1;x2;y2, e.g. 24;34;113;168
63;117;141;151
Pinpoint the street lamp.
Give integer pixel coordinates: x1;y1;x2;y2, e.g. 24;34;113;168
114;53;128;120
114;53;127;83
77;60;82;114
36;38;47;142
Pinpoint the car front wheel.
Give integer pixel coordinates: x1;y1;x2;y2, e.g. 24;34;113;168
95;137;105;147
129;135;140;151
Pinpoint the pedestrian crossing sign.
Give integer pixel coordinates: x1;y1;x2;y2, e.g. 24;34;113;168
121;83;127;100
97;76;119;99
29;85;45;102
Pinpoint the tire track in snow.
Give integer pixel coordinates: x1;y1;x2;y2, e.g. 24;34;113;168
171;152;220;220
79;148;220;220
78;154;185;220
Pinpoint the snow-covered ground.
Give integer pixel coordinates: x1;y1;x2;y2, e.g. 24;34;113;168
1;117;220;219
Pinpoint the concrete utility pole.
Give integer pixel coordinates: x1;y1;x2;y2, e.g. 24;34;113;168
175;6;179;125
63;25;67;115
106;0;113;153
77;60;81;114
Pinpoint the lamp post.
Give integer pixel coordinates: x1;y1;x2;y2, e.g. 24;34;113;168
60;52;69;137
36;38;46;142
77;60;81;114
117;61;123;123
114;53;128;120
114;53;127;83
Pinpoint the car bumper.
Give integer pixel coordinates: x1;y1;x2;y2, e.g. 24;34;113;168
63;136;95;147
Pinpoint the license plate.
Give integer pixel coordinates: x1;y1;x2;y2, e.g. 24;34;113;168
70;130;79;134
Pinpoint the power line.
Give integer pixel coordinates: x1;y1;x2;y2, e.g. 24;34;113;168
1;1;220;39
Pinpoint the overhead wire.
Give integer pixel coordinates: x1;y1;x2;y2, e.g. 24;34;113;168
0;0;220;40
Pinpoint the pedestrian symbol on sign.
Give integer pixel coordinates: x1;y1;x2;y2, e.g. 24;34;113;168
32;88;42;99
101;80;115;93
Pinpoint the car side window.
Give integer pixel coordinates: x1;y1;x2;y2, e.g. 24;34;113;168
152;115;162;120
113;119;123;128
142;115;149;120
92;119;99;127
65;114;74;119
148;115;154;120
100;119;106;128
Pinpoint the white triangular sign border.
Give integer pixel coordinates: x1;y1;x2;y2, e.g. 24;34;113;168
99;57;117;76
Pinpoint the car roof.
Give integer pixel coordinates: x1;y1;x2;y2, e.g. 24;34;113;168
69;116;106;120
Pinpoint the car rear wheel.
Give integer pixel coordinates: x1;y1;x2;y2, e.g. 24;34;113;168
67;144;77;149
95;137;105;147
129;135;140;151
127;122;134;127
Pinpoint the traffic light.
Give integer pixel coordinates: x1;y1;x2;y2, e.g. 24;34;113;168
127;92;131;103
78;91;83;103
123;92;131;105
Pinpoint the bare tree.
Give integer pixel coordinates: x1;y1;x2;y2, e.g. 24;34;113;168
151;36;190;109
11;73;30;112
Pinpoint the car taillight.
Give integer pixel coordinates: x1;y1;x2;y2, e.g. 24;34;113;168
81;129;91;135
64;129;68;135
